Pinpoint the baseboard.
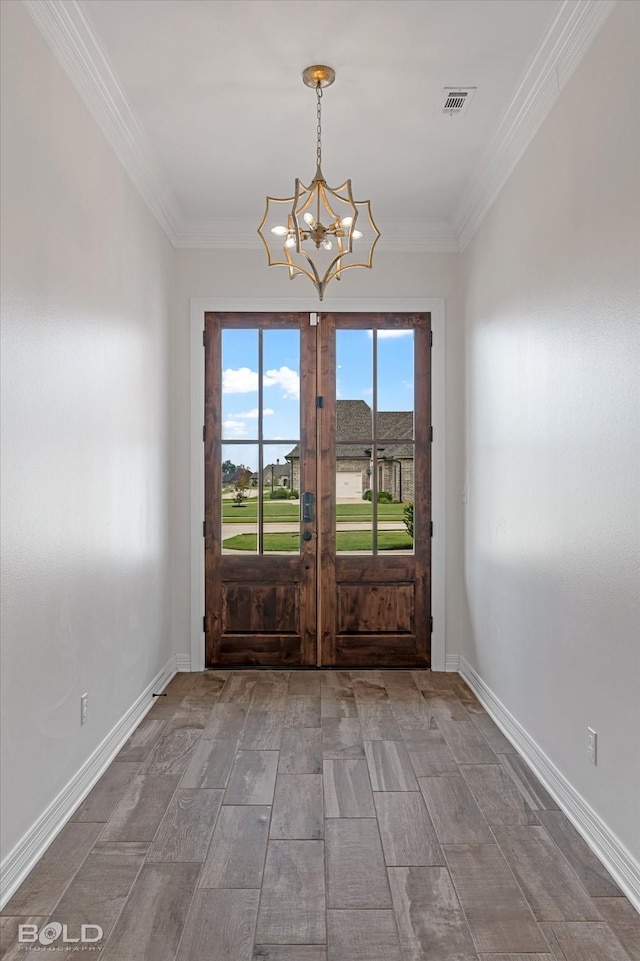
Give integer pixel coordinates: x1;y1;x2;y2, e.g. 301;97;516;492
445;654;460;672
0;656;176;909
175;654;192;672
459;657;640;913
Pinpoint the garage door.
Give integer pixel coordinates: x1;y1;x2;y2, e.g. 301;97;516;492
336;471;362;498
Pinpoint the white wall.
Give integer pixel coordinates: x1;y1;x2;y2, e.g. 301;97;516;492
460;0;640;865
171;248;465;663
0;1;174;864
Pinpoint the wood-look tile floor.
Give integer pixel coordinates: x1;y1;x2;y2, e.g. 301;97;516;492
2;670;639;961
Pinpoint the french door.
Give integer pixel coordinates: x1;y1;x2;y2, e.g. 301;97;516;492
204;311;431;667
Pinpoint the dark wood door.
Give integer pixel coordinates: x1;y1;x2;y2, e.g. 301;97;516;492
204;313;317;666
318;313;431;666
204;311;431;668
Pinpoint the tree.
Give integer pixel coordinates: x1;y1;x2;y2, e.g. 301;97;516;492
222;459;239;486
232;466;252;507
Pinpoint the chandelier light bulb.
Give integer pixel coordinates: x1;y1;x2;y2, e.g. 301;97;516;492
303;212;315;226
352;230;363;240
284;236;296;248
270;225;288;236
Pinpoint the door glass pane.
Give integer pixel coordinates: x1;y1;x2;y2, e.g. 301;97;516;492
261;331;300;554
336;330;373;440
376;456;415;554
336;444;372;554
222;329;259;440
221;444;258;554
377;329;414;440
263;443;299;555
263;329;301;440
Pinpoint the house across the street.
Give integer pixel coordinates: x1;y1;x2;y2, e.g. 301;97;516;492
262;458;292;489
286;400;414;502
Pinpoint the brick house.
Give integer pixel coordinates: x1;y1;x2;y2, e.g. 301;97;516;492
286;400;414;502
262;459;292;489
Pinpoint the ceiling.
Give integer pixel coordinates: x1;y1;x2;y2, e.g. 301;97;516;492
27;0;614;249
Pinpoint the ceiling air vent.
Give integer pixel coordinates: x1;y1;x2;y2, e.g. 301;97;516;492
442;87;476;116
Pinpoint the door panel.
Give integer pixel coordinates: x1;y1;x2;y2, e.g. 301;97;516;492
204;311;431;668
205;313;317;667
318;313;431;667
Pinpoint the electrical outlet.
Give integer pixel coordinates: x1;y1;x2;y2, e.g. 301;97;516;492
587;727;597;765
81;693;88;726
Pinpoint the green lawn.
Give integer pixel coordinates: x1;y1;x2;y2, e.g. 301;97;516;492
222;500;406;523
223;501;299;522
333;502;405;520
222;531;413;552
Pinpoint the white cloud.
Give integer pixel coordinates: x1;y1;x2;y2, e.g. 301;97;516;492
367;329;413;339
234;408;275;419
223;365;299;399
264;366;300;399
222;419;248;438
222;367;258;394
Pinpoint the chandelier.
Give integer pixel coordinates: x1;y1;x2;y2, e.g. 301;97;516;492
258;65;380;301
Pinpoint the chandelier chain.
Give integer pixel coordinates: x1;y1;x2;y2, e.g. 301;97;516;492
316;83;323;169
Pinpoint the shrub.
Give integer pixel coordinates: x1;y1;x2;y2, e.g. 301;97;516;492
363;489;393;503
269;487;290;499
269;487;299;500
403;503;414;539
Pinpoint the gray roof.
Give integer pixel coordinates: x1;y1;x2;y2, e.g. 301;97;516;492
286;401;413;460
337;399;372;440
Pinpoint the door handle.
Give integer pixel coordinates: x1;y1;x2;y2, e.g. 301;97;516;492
302;491;314;523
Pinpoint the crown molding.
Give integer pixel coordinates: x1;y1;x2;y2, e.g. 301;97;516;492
453;0;617;251
22;0;184;246
175;221;264;251
380;221;459;253
175;219;460;253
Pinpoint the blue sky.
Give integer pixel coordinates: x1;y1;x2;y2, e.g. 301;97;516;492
221;328;413;471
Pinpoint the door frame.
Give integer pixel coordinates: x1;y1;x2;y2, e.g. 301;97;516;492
189;297;446;672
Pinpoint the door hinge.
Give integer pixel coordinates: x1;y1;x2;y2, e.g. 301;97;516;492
203;615;206;632
430;616;434;633
202;425;206;442
316;396;324;408
202;330;205;347
430;426;433;442
203;520;206;537
430;330;433;347
430;521;434;537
